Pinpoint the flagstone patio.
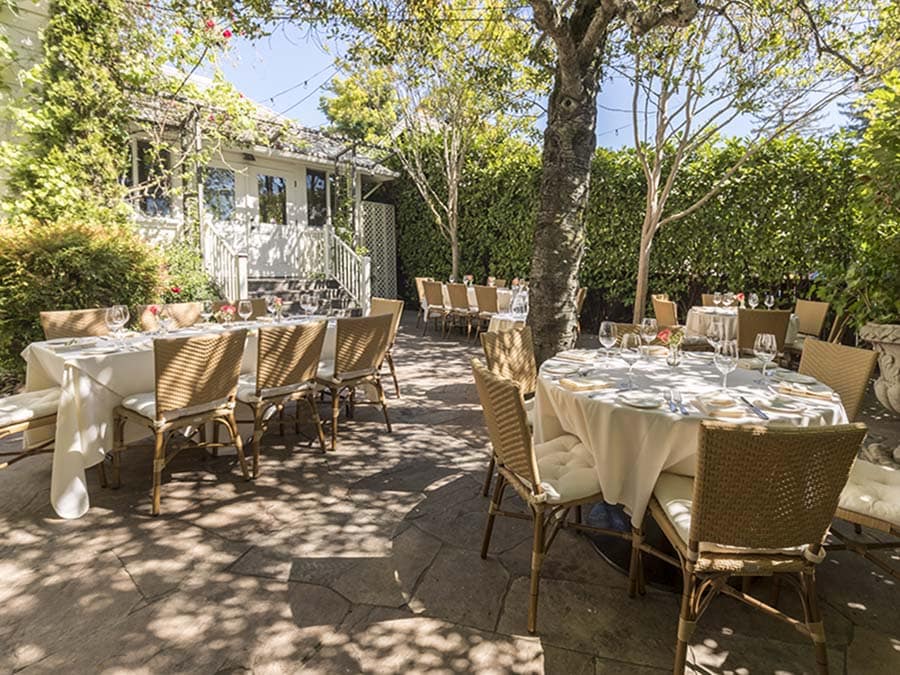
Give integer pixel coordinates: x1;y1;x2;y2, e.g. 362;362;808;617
1;313;898;674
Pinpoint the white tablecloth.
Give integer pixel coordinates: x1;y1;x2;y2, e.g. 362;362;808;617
533;351;848;526
487;314;525;332
441;285;512;312
684;307;800;344
23;317;337;519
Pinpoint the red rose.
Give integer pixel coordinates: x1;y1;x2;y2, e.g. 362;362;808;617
170;286;181;294
656;328;671;344
205;19;215;29
222;29;233;38
149;305;159;316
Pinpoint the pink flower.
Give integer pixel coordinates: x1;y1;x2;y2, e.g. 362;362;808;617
222;29;232;39
149;305;159;316
736;292;745;301
170;285;181;294
205;18;215;29
656;328;672;344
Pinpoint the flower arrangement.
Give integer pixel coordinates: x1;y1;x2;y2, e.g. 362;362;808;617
656;328;685;346
736;292;745;308
463;274;474;286
487;276;496;286
215;304;236;323
148;304;160;317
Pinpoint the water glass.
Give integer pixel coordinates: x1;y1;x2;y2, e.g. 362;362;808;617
640;317;657;357
620;332;642;390
764;293;775;309
714;340;738;391
706;319;724;352
598;321;616;361
300;292;318;317
748;293;759;309
753;332;777;384
713;292;722;307
722;291;735;307
200;300;214;323
238;299;253;323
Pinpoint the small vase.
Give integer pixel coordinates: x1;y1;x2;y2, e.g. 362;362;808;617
666;343;683;367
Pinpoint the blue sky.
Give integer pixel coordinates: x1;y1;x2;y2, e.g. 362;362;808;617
217;27;850;149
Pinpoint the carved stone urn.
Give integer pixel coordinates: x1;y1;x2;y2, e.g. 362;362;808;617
860;322;900;416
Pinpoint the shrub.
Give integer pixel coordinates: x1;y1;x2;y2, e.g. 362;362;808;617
158;239;220;303
0;219;161;375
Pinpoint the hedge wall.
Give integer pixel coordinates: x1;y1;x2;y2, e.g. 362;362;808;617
390;134;858;329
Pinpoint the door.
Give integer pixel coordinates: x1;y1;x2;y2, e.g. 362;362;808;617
249;171;298;277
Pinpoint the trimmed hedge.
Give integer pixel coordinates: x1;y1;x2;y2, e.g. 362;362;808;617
390;134;859;330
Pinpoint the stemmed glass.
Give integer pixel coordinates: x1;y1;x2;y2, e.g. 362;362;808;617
764;293;775;309
706;319;723;352
713;292;722;308
722;291;735;308
620;332;642;390
105;305;129;347
640;317;657;359
158;305;174;333
598;321;616;362
200;300;214;324
714;340;738;392
753;333;777;385
748;293;759;309
300;292;318;318
238;299;253;323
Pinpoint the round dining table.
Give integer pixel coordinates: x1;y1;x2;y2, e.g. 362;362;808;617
533;347;848;585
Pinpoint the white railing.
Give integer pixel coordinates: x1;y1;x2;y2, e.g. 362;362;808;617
203;225;248;302
325;227;371;315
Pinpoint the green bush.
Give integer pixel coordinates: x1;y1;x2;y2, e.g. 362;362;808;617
158;239;220;303
0;220;161;375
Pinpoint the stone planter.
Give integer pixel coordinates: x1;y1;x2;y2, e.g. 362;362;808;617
860;322;900;415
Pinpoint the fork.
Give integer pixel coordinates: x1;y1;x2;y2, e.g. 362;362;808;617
671;390;690;415
663;389;677;413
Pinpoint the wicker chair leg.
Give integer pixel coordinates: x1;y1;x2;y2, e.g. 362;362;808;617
227;413;250;480
528;508;546;634
278;407;285;436
251;406;264;479
330;388;340;450
112;415;124;489
294;400;302;435
481;455;496;497
97;460;108;488
151;431;166;517
673;570;698;674
386;351;400;398
306;396;327;453
481;473;506;558
375;380;392;433
800;570;829;674
211;422;219;457
628;528;644;598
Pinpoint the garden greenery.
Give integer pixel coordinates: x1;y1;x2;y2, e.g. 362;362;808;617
392;133;863;330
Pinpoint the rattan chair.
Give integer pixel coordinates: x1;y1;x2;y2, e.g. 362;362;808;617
111;330;249;515
652;293;669;302
137;301;202;332
40;308;110;339
421;281;450;336
473;285;499;336
414;277;433;327
237;322;327;477
701;293;715;307
494;278;507;288
631;421;866;674
574;287;587;337
652;297;678;328
0;388;60;470
473;358;627;633
795;299;830;338
446;283;477;339
316;313;393;450
369;297;405;398
479;326;538;495
798;339;877;422
831;459;900;579
737;308;792;353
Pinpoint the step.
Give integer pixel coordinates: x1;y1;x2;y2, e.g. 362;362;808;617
248;277;340;293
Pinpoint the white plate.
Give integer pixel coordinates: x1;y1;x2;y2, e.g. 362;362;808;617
81;346;119;355
772;371;818;385
619;392;662;409
755;396;805;413
543;364;578;377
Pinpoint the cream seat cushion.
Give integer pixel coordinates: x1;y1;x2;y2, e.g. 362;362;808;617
524;397;535;428
654;472;807;557
839;460;900;527
0;387;61;429
121;392;231;424
236;373;312;404
533;434;601;504
316;359;375;385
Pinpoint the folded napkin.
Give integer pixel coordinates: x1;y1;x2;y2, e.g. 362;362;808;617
555;350;597;365
49;339;98;353
776;382;834;401
645;345;668;357
738;357;766;371
693;396;747;419
558;376;612;392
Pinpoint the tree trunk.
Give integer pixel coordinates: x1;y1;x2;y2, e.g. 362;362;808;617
632;212;659;324
528;70;599;364
450;218;460;281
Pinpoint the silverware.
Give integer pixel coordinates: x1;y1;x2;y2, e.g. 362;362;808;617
740;396;770;420
663;389;677;413
672;390;689;415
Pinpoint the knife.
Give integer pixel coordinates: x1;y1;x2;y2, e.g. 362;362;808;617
740;396;769;420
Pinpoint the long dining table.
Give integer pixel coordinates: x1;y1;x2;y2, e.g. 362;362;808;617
23;317;337;519
684;306;800;343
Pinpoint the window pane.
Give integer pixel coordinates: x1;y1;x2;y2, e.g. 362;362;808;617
307;169;327;227
136;140;171;217
258;174;287;225
204;167;235;222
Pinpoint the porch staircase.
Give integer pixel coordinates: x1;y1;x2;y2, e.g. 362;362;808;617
247;278;361;317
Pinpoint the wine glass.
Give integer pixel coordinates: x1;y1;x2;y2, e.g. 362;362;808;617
640;318;657;358
158;305;174;333
105;305;127;347
753;332;777;384
200;300;213;324
722;291;735;308
748;293;759;309
714;340;738;392
300;292;318;317
238;299;253;323
619;332;642;390
764;293;775;309
706;318;723;352
713;292;722;308
598;321;616;362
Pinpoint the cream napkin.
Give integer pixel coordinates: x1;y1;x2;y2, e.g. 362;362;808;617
49;339;98;353
693;396;747;418
555;350;597;365
558;376;612;392
738;357;765;371
776;382;834;401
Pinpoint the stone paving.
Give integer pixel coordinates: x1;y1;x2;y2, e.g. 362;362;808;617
1;312;898;674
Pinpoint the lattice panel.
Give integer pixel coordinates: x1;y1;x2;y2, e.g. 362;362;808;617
362;201;397;299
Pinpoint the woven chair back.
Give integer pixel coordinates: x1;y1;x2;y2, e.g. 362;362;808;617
575;287;587;314
690;421;866;553
794;299;830;337
446;283;470;311
799;339;877;421
40;308;111;340
651;293;669;302
495;279;507;288
480;325;538;396
153;329;246;419
414;277;433;305
652;297;678;327
737;309;792;352
701;294;715;307
423;281;445;309
256;322;326;394
370;297;405;344
471;358;540;489
136;302;202;332
474;285;499;314
334;313;393;378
